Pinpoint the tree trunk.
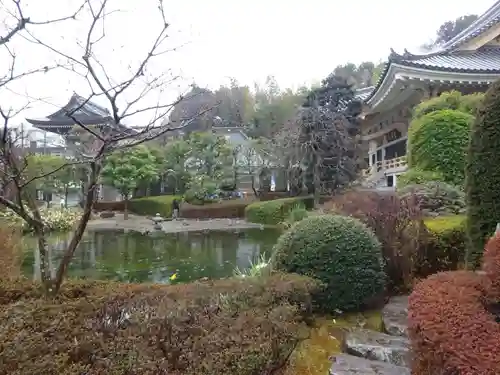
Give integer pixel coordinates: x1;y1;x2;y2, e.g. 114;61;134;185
34;225;53;292
251;174;258;197
53;162;100;295
124;196;129;220
64;186;69;208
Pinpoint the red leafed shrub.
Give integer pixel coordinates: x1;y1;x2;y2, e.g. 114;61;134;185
483;233;500;299
324;190;423;292
180;198;256;219
408;271;500;375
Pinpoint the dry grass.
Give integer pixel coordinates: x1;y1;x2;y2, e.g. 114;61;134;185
0;226;23;281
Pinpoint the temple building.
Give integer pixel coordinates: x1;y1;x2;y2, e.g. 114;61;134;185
26;93;135;201
358;0;500;189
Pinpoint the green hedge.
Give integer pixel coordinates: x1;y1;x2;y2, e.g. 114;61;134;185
245;196;314;225
417;215;466;277
128;195;181;217
407;109;473;186
465;79;500;269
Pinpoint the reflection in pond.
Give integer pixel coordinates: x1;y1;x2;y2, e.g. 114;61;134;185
22;228;280;283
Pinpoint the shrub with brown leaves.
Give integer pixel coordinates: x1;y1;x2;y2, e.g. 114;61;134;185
324;190;423;292
0;273;319;375
408;271;500;375
0;226;23;281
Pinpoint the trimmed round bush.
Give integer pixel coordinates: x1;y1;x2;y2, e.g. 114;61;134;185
408;109;473;186
466;79;500;269
272;214;386;312
398;181;465;216
397;168;444;189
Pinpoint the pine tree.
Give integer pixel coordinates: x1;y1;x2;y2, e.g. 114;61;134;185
298;75;361;200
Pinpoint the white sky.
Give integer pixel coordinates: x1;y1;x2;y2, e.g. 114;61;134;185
0;0;494;128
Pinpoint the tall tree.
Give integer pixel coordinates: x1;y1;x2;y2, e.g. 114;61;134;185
101;146;160;219
212;79;255;128
331;61;385;89
185;132;232;180
465;79;500;269
435;15;478;45
283;75;362;205
161;139;191;194
248;76;308;138
168;84;217;132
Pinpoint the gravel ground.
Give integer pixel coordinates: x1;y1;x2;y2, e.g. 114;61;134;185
87;213;265;233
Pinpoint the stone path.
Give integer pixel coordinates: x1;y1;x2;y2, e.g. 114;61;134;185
330;295;411;375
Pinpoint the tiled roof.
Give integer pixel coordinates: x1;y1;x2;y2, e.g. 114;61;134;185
441;1;500;51
354;86;375;101
362;0;500;106
394;47;500;73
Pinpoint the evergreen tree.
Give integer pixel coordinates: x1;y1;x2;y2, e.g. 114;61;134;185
465;79;500;268
297;75;361;201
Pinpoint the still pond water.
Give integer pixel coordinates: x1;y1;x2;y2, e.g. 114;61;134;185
22;228;280;283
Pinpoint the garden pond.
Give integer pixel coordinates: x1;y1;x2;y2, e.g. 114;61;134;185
21;227;388;375
21;228;280;283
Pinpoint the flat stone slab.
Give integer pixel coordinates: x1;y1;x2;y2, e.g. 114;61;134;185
382;295;408;337
330;354;410;375
344;328;410;367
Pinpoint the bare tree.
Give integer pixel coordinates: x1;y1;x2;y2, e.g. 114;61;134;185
0;0;209;295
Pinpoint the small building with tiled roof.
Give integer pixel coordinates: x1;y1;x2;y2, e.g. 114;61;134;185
358;0;500;189
26;93;134;140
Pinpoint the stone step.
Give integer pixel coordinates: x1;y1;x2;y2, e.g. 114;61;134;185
330;354;410;375
344;328;410;367
382;295;408;337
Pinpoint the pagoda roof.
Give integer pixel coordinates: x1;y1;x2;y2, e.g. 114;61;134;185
25;93;133;135
360;0;500;112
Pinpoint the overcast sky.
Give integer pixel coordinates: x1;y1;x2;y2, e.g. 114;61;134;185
0;0;494;127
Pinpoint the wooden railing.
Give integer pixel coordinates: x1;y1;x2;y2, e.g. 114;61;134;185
363;156;407;177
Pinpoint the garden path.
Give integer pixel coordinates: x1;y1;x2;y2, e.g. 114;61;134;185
330;296;411;375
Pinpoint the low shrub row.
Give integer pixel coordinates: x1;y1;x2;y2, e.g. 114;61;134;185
180;198;255;219
93;200;126;212
127;195;181;218
245;196;314;225
0;273;319;375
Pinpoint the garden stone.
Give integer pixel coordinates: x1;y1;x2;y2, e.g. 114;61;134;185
382;295;408;337
344;328;409;367
100;211;115;219
330;354;410;375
